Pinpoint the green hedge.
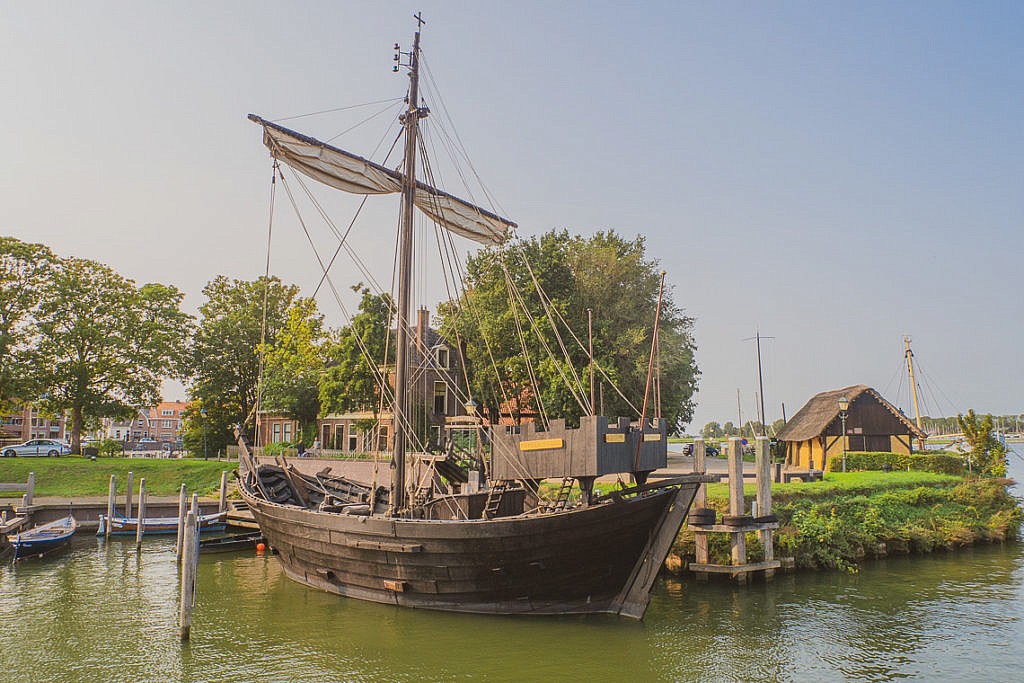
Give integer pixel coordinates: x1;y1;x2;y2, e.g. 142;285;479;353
827;451;966;475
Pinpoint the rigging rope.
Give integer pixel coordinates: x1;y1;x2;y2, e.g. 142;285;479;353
254;161;279;447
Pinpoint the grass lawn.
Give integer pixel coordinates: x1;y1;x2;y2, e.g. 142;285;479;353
706;470;961;502
0;456;234;498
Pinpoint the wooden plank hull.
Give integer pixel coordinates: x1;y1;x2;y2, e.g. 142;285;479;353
240;481;699;618
10;515;77;556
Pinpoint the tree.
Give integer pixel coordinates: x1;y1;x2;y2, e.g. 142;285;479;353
319;286;393;417
0;237;55;410
261;297;328;440
30;256;192;453
701;421;723;439
956;409;1008;477
438;229;699;432
721;421;738;437
187;276;297;452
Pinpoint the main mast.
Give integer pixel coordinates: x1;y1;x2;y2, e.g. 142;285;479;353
390;16;426;516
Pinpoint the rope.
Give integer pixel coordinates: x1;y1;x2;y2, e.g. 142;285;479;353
254;161;279;447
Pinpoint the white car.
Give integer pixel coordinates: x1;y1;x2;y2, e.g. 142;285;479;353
2;439;71;457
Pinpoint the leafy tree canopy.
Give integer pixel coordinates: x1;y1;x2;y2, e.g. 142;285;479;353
187;276;297;452
438;229;699;432
261;296;328;435
319;286;393;418
30;256;192;453
0;236;55;410
956;409;1008;477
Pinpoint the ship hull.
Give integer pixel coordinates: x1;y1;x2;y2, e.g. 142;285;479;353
240;480;699;618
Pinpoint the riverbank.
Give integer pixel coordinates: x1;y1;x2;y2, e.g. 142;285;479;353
0;456;231;498
671;471;1023;572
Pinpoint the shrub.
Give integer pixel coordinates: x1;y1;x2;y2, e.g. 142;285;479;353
97;438;126;457
828;451;966;476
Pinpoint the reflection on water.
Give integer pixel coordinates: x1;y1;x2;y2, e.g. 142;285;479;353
1;445;1021;682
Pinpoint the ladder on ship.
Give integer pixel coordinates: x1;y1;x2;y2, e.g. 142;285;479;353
545;477;575;512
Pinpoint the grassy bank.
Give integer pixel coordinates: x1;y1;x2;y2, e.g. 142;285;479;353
674;472;1023;571
0;456;233;498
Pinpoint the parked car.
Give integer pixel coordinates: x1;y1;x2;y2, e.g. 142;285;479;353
2;439;71;457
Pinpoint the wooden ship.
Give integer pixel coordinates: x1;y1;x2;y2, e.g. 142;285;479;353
237;17;706;618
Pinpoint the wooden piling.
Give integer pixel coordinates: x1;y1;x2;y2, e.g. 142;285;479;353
191;492;199;519
218;471;228;513
126;471;134;519
106;475;116;538
24;472;35;507
755;436;774;578
175;484;187;559
136;478;147;549
727;438;747;579
692;438;709;571
179;509;198;642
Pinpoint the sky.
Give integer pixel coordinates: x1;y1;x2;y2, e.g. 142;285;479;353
2;1;1022;431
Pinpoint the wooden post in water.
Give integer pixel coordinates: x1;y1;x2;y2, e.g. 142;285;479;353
755;436;775;579
136;478;147;549
106;475;116;538
126;471;134;519
179;509;198;642
218;471;228;513
191;492;199;519
727;438;747;580
24;472;35;508
175;484;187;559
692;438;709;573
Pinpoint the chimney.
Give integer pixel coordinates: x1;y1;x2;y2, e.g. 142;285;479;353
417;307;430;348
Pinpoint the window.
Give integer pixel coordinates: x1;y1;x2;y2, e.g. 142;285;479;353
335;424;344;450
283;423;292;443
162;420;174;429
434;381;447;414
348;431;358;452
273;424;281;443
435;346;449;369
161;409;174;416
430;425;441;446
377;426;389;451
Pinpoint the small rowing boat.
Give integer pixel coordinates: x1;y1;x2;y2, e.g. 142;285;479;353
10;515;77;559
199;532;265;553
96;510;228;536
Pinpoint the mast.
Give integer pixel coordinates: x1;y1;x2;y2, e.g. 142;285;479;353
390;15;426;516
756;332;766;436
904;335;924;450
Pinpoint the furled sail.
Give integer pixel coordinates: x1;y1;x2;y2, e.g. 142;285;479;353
250;115;515;245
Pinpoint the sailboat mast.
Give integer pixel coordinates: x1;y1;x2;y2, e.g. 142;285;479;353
390;19;425;516
904;335;924;449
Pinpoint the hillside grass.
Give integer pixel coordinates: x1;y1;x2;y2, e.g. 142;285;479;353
0;456;232;498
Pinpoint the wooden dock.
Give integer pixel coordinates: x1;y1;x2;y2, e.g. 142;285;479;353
689;437;783;583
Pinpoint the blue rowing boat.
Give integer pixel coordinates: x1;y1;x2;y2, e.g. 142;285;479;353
9;515;77;559
96;510;227;536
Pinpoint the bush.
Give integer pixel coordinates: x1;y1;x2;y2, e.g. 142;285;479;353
97;438;126;457
828;451;966;476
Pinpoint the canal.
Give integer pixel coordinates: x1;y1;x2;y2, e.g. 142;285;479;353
2;447;1022;681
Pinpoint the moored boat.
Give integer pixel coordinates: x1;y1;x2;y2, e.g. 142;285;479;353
238;17;707;619
10;515;77;559
97;511;227;536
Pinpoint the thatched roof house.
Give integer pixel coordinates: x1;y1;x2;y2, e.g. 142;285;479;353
778;384;926;471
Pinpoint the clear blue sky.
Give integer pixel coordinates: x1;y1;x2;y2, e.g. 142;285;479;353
3;1;1022;430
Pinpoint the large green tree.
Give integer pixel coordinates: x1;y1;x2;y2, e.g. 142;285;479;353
187;276;297;452
319;286;393;418
0;236;55;411
261;296;329;440
438;229;699;432
31;257;192;453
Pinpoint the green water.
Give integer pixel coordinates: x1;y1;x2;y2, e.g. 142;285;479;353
3;449;1022;681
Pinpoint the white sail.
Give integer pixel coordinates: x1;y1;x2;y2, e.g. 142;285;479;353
251;115;515;245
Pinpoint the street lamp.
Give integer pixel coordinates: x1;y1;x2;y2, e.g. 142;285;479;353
200;408;208;460
837;396;850;473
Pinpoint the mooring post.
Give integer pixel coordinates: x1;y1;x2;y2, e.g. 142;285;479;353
693;438;709;571
727;438;747;579
218;471;228;513
126;471;134;519
755;436;774;578
179;509;198;642
24;472;35;508
106;475;116;538
136;478;147;549
175;484;187;559
191;492;199;519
